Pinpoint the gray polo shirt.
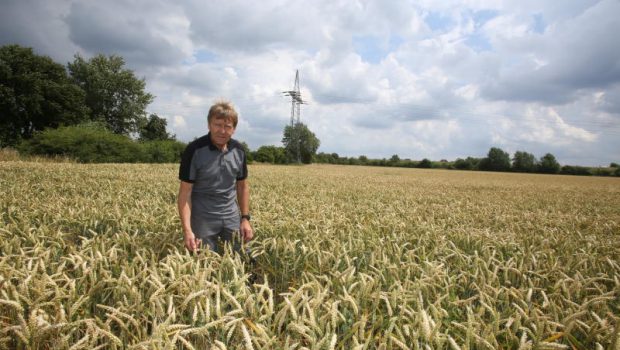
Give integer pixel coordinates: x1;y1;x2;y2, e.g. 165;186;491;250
179;133;248;222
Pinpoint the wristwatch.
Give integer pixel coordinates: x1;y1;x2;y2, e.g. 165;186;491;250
241;214;251;222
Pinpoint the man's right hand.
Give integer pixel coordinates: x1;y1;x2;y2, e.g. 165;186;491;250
184;232;201;252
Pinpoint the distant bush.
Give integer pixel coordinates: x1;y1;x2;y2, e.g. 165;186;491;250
560;165;592;176
417;158;432;168
20;123;188;163
140;140;186;163
20;123;145;163
590;167;616;177
454;157;480;170
434;160;452;169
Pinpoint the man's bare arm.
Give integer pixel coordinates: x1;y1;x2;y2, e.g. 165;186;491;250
178;181;199;251
236;179;253;242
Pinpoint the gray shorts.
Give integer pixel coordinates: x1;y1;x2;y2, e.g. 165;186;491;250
192;216;241;254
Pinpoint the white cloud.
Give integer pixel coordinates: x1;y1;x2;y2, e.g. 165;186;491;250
172;115;186;129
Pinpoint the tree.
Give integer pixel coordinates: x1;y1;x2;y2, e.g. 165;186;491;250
141;139;186;163
388;154;400;166
418;158;432;168
538;153;560;174
68;54;153;135
254;145;286;164
282;122;320;164
241;141;253;163
0;45;88;147
512;151;536;173
254;145;275;163
454;157;480;170
139;114;173;141
479;147;511;172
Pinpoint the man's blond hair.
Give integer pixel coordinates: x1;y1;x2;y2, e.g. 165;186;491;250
207;100;238;127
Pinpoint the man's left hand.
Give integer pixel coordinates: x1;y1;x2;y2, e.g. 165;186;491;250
240;219;254;242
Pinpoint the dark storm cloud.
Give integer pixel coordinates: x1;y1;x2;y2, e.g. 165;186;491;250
0;0;77;62
64;2;187;67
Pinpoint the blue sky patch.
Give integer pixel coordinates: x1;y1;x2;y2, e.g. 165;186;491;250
182;49;218;65
353;35;404;64
425;11;454;31
532;13;546;34
195;49;217;62
472;9;499;28
465;32;492;52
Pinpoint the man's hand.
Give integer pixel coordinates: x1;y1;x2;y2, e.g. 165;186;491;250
240;220;254;242
184;231;201;252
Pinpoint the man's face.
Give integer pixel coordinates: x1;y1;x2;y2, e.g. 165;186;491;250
208;118;235;148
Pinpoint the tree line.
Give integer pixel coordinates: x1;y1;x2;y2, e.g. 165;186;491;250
1;44;183;162
251;145;619;176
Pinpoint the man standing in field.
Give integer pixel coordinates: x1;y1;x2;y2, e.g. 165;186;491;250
177;101;253;253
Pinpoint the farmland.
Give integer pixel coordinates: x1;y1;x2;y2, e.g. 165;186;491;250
1;161;619;349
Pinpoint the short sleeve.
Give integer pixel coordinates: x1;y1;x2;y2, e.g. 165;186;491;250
236;149;248;181
179;144;196;183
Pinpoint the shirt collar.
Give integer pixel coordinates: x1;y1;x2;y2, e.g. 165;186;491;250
206;132;234;151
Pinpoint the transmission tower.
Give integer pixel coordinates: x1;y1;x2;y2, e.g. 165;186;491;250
283;70;306;127
282;70;307;163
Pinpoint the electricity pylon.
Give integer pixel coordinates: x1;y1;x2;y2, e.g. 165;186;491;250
282;70;307;163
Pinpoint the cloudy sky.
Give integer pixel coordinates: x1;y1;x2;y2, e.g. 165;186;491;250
2;0;619;166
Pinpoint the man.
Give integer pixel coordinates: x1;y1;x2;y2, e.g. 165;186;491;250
178;101;253;253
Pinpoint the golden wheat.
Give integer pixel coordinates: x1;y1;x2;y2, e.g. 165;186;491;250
0;162;619;349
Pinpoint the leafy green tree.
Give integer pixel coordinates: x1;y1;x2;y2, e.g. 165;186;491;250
331;153;340;163
358;155;368;164
254;145;286;164
348;157;360;165
512;151;536;172
273;146;287;164
139;114;174;141
68;54;153;135
241;141;253;163
560;165;592;176
141;140;186;163
479;147;511;172
418;158;432;168
0;45;88;147
254;145;275;163
314;152;330;163
282;123;320;164
454;157;480;170
538;153;560;174
388;154;400;166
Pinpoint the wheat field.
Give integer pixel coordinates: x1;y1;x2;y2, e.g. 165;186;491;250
0;162;619;349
